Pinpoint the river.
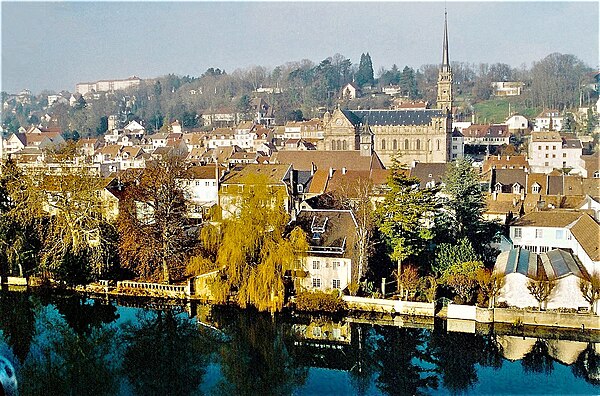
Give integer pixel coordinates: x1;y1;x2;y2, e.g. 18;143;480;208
1;290;599;395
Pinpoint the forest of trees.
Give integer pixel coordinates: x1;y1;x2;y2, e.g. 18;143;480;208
1;52;596;138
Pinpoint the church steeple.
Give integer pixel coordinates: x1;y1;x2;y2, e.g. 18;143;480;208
437;9;453;114
442;10;450;72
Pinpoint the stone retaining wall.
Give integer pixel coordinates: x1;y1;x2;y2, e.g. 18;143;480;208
494;308;600;330
342;296;434;316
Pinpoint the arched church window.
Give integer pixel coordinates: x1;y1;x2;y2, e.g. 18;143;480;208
393;139;397;150
405;139;409;150
381;139;386;150
342;140;347;150
416;139;421;150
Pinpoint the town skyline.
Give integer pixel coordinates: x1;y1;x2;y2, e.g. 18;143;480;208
1;1;598;94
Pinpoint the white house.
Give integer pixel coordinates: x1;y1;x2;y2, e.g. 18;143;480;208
527;131;585;174
450;129;464;160
510;210;600;275
292;209;357;293
505;114;530;132
534;109;564;132
177;165;225;220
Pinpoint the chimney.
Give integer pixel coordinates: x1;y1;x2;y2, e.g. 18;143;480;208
311;162;316;176
342;167;347;175
493;191;498;201
329;167;334;178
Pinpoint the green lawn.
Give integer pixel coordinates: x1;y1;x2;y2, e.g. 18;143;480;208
472;97;539;124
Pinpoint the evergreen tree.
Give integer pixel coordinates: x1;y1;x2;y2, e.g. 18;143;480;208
442;158;501;262
377;161;441;276
399;66;418;98
356;53;375;88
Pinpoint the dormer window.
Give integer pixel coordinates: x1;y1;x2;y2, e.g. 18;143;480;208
310;216;328;234
594;171;600;179
494;183;502;193
532;183;541;194
512;184;521;194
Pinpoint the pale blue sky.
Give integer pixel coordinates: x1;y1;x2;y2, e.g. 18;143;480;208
1;1;598;94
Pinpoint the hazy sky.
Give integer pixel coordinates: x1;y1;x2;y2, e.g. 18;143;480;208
1;1;598;94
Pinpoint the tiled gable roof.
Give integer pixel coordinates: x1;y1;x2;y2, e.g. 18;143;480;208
569;214;600;261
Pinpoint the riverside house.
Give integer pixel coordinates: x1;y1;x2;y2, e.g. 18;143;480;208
291;209;358;293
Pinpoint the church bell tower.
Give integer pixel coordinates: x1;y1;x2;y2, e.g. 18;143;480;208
437;10;453;114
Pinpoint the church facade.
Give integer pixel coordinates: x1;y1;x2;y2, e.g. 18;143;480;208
321;12;454;167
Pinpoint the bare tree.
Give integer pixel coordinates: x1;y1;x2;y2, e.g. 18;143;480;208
579;272;600;314
527;276;557;310
333;176;376;282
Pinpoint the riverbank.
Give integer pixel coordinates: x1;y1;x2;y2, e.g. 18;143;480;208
3;276;600;332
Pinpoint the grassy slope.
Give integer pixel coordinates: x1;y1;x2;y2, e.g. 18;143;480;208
472;96;540;124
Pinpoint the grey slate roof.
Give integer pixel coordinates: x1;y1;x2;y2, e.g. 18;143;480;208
343;109;445;127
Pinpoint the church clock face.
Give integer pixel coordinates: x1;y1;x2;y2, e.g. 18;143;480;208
335;118;343;125
363;145;369;150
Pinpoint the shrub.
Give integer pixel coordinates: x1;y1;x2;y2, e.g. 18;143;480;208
295;290;347;313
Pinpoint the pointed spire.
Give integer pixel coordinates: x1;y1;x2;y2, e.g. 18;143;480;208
442;9;450;70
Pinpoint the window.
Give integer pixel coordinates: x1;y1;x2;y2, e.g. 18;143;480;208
205;181;210;186
332;279;341;289
381;139;386;150
563;153;567;158
393;139;397;150
535;229;543;238
297;184;303;193
312;326;322;337
416;139;421;150
405;139;409;150
312;278;321;288
539;246;549;253
312;261;320;270
556;230;564;239
342;140;348;150
452;145;457;150
332;261;340;269
514;227;522;238
437;139;440;151
594;171;600;178
552;146;556;150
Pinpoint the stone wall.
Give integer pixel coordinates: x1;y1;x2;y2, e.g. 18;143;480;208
342;296;435;316
494;308;600;330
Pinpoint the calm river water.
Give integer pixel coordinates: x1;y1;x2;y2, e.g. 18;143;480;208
1;290;599;395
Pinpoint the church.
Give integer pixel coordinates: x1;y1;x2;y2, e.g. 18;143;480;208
321;12;454;167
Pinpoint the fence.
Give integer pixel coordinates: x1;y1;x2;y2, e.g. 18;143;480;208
116;280;190;298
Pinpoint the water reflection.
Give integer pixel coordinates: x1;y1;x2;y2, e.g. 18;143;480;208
1;291;599;396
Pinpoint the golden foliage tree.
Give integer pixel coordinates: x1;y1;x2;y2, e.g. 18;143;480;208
118;155;192;283
1;156;117;282
203;174;308;312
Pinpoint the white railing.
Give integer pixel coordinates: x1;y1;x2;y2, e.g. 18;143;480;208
117;280;190;297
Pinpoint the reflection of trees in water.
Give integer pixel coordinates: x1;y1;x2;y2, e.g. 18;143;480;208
521;340;554;375
0;291;36;363
121;309;215;396
373;326;438;396
210;308;308;396
19;312;120;396
50;294;118;335
571;343;600;385
429;330;503;394
348;324;377;396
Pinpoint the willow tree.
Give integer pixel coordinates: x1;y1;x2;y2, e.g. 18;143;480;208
206;174;308;312
1;157;116;283
118;155;192;283
377;161;441;277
